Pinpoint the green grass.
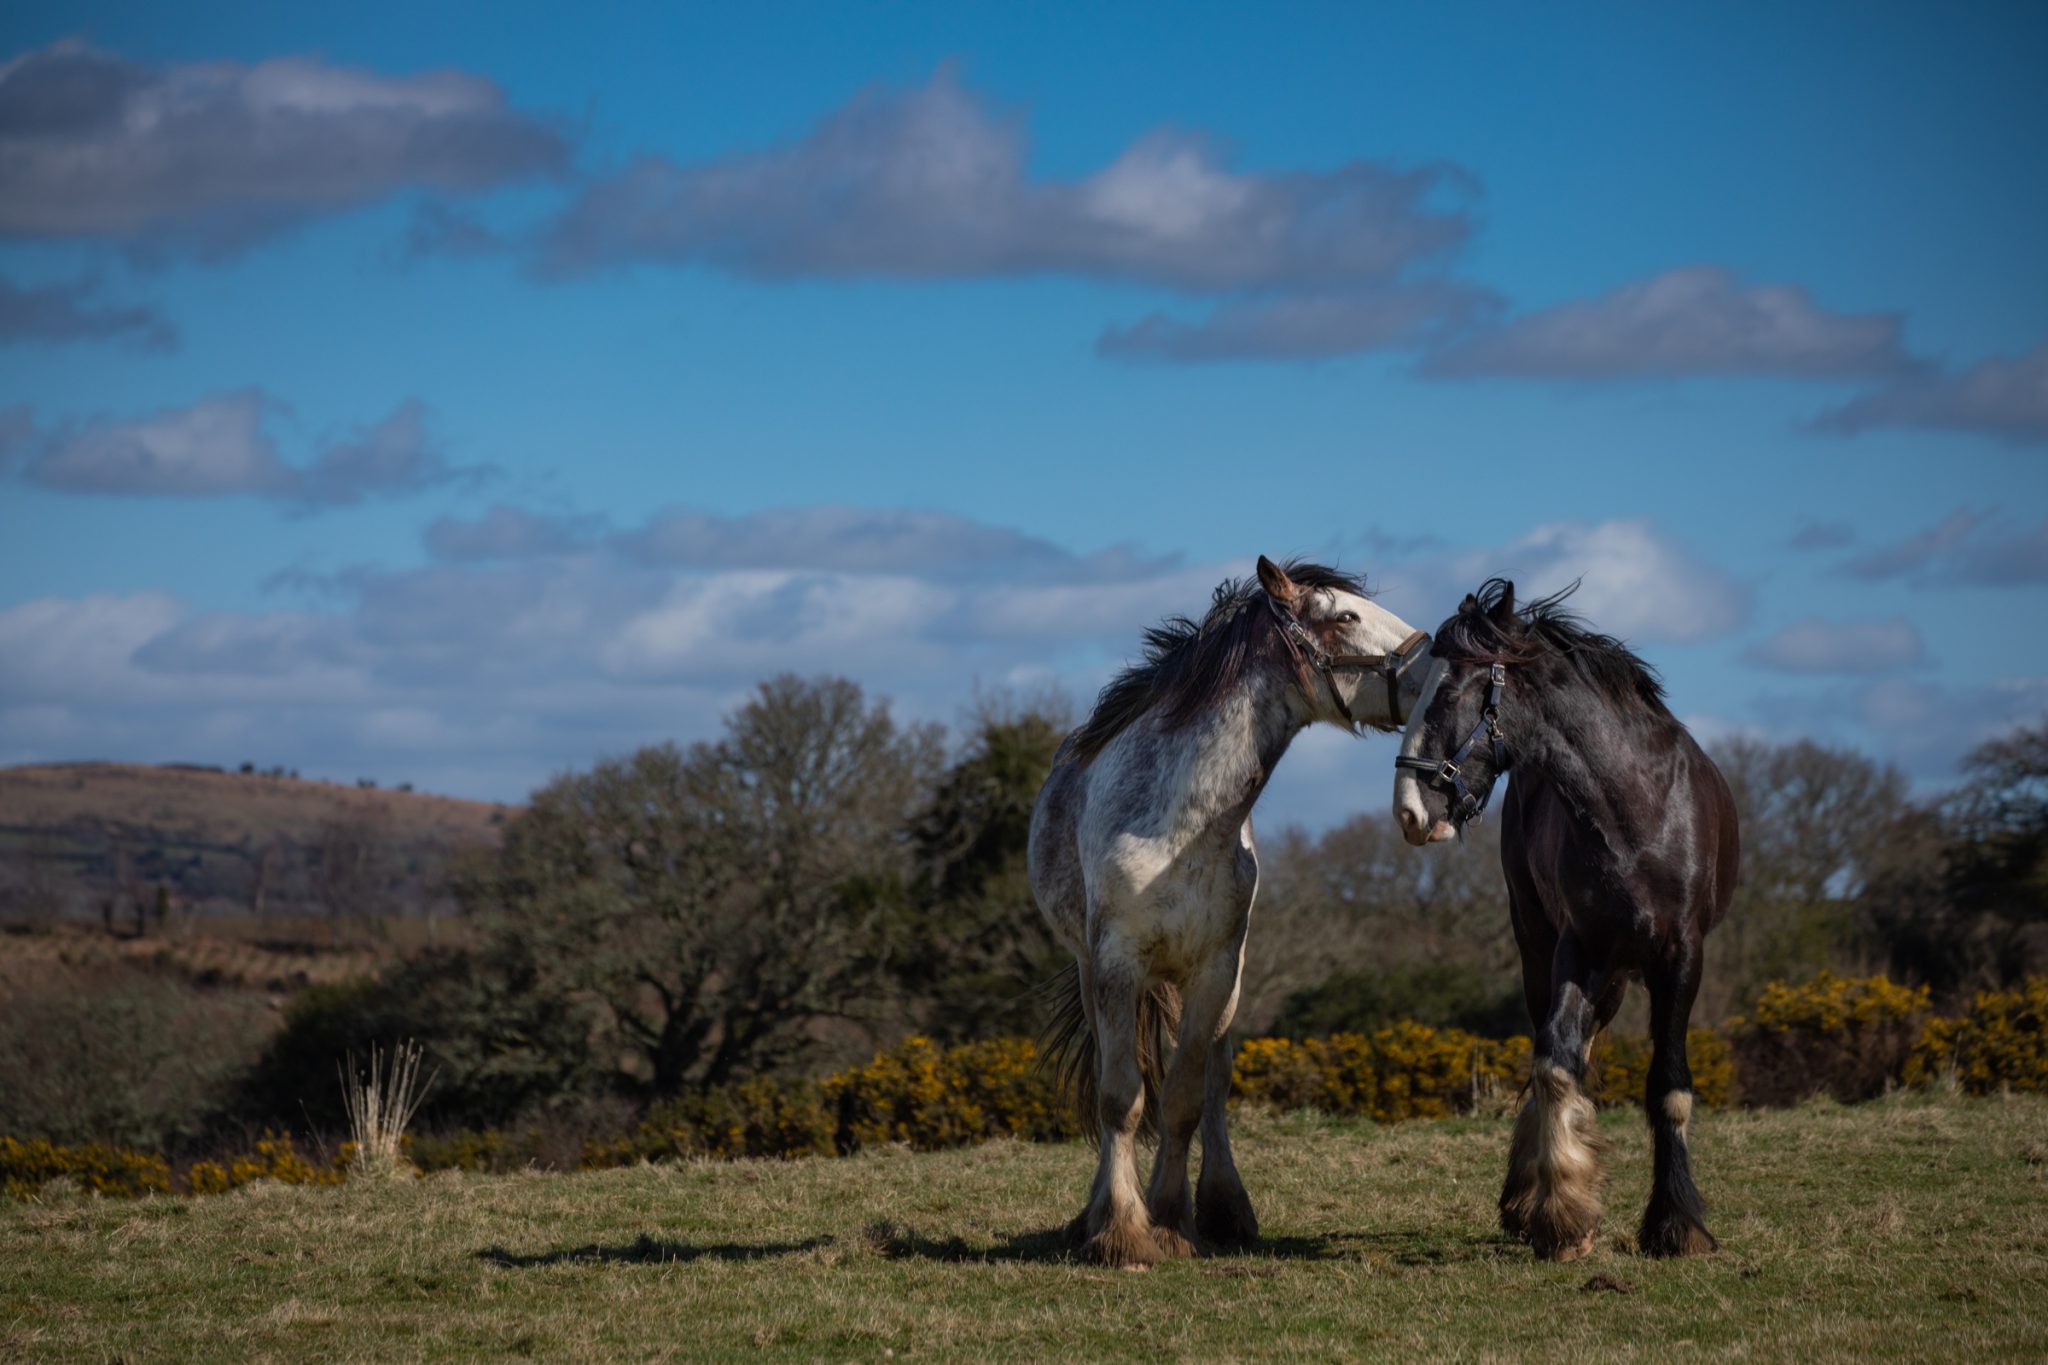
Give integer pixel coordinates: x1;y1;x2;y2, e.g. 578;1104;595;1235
6;1094;2047;1361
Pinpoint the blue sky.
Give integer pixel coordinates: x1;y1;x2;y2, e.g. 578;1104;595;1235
2;2;2044;827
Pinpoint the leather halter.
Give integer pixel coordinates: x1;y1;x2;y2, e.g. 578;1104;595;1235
1394;661;1509;823
1265;594;1432;731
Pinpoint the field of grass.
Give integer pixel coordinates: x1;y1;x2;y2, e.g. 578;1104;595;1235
6;1093;2045;1361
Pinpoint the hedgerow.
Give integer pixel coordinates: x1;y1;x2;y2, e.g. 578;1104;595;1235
1729;972;1931;1105
1904;977;2048;1094
0;1136;171;1199
1233;1025;1530;1120
9;976;2044;1198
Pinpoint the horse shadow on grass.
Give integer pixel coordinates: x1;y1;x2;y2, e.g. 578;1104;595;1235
477;1224;1515;1270
476;1234;834;1268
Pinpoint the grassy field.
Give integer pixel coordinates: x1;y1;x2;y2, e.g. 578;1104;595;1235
5;1093;2045;1361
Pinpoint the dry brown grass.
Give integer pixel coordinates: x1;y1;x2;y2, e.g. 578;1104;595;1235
0;923;380;991
5;1093;2045;1361
0;762;506;851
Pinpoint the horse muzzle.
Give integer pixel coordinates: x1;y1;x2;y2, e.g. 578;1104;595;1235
1397;804;1458;846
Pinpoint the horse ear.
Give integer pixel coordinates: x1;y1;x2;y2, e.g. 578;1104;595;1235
1256;555;1301;606
1490;580;1517;626
1458;592;1480;615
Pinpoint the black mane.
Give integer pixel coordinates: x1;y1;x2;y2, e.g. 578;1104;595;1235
1438;577;1670;718
1068;560;1369;764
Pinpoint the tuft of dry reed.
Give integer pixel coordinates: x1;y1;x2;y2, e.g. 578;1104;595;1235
338;1041;435;1177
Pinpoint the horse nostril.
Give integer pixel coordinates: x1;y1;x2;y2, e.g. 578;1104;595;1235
1398;806;1420;834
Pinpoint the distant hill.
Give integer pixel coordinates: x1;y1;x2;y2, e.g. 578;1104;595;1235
0;762;511;928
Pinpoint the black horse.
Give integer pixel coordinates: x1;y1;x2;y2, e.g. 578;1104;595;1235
1392;580;1738;1260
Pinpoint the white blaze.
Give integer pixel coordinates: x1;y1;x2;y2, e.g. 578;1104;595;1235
1393;657;1449;833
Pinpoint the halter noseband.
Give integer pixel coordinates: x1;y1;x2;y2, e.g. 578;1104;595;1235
1393;661;1509;823
1265;594;1432;731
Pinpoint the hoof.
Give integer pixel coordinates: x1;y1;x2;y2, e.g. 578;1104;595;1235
1196;1185;1260;1253
1082;1219;1162;1270
1639;1215;1718;1258
1146;1194;1199;1258
1536;1230;1598;1263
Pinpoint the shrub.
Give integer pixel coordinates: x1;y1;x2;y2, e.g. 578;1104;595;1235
1;1136;172;1200
236;942;597;1135
587;1078;835;1166
1232;1026;1529;1121
1234;1036;1335;1112
1904;977;2048;1094
1729;972;1929;1105
1590;1031;1735;1109
0;960;270;1151
1274;963;1528;1041
826;1036;1075;1153
184;1133;345;1194
411;1129;540;1174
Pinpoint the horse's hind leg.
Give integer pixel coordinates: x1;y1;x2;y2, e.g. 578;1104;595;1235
1639;953;1717;1257
1146;951;1240;1256
1501;934;1609;1261
1078;959;1161;1269
1194;1033;1258;1251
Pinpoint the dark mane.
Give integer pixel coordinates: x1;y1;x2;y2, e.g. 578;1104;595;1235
1067;560;1370;764
1438;578;1670;718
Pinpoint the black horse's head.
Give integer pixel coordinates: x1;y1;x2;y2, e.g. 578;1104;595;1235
1393;579;1524;845
1393;576;1669;846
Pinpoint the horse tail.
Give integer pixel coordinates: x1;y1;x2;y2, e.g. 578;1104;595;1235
1038;960;1181;1141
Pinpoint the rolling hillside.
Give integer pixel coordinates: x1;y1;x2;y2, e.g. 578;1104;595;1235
0;761;510;928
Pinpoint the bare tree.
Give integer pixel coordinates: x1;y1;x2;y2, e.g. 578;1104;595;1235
465;674;943;1094
0;830;71;929
245;837;284;924
313;801;394;944
1706;737;1908;1014
1236;813;1514;1034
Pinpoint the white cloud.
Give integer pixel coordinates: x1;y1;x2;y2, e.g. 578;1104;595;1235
609;504;1148;579
1421;265;1913;381
1741;617;1926;674
1098;283;1494;363
1842;510;2048;587
0;274;175;350
0;40;569;259
540;64;1473;292
1382;518;1751;644
18;391;489;505
1813;342;2048;445
28;390;293;497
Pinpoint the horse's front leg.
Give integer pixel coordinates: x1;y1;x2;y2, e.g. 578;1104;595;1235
1191;932;1258;1252
1639;950;1717;1257
1145;950;1240;1256
1079;958;1160;1269
1501;933;1611;1261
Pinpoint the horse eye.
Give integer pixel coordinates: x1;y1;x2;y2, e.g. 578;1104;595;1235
1335;611;1359;624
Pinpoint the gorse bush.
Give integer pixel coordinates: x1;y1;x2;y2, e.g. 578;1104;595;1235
1233;1025;1531;1121
1590;1031;1735;1109
13;976;2045;1199
830;1037;1075;1150
1730;971;1930;1105
586;1036;1077;1165
186;1133;345;1194
0;1136;171;1199
587;1079;835;1166
1905;977;2048;1094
